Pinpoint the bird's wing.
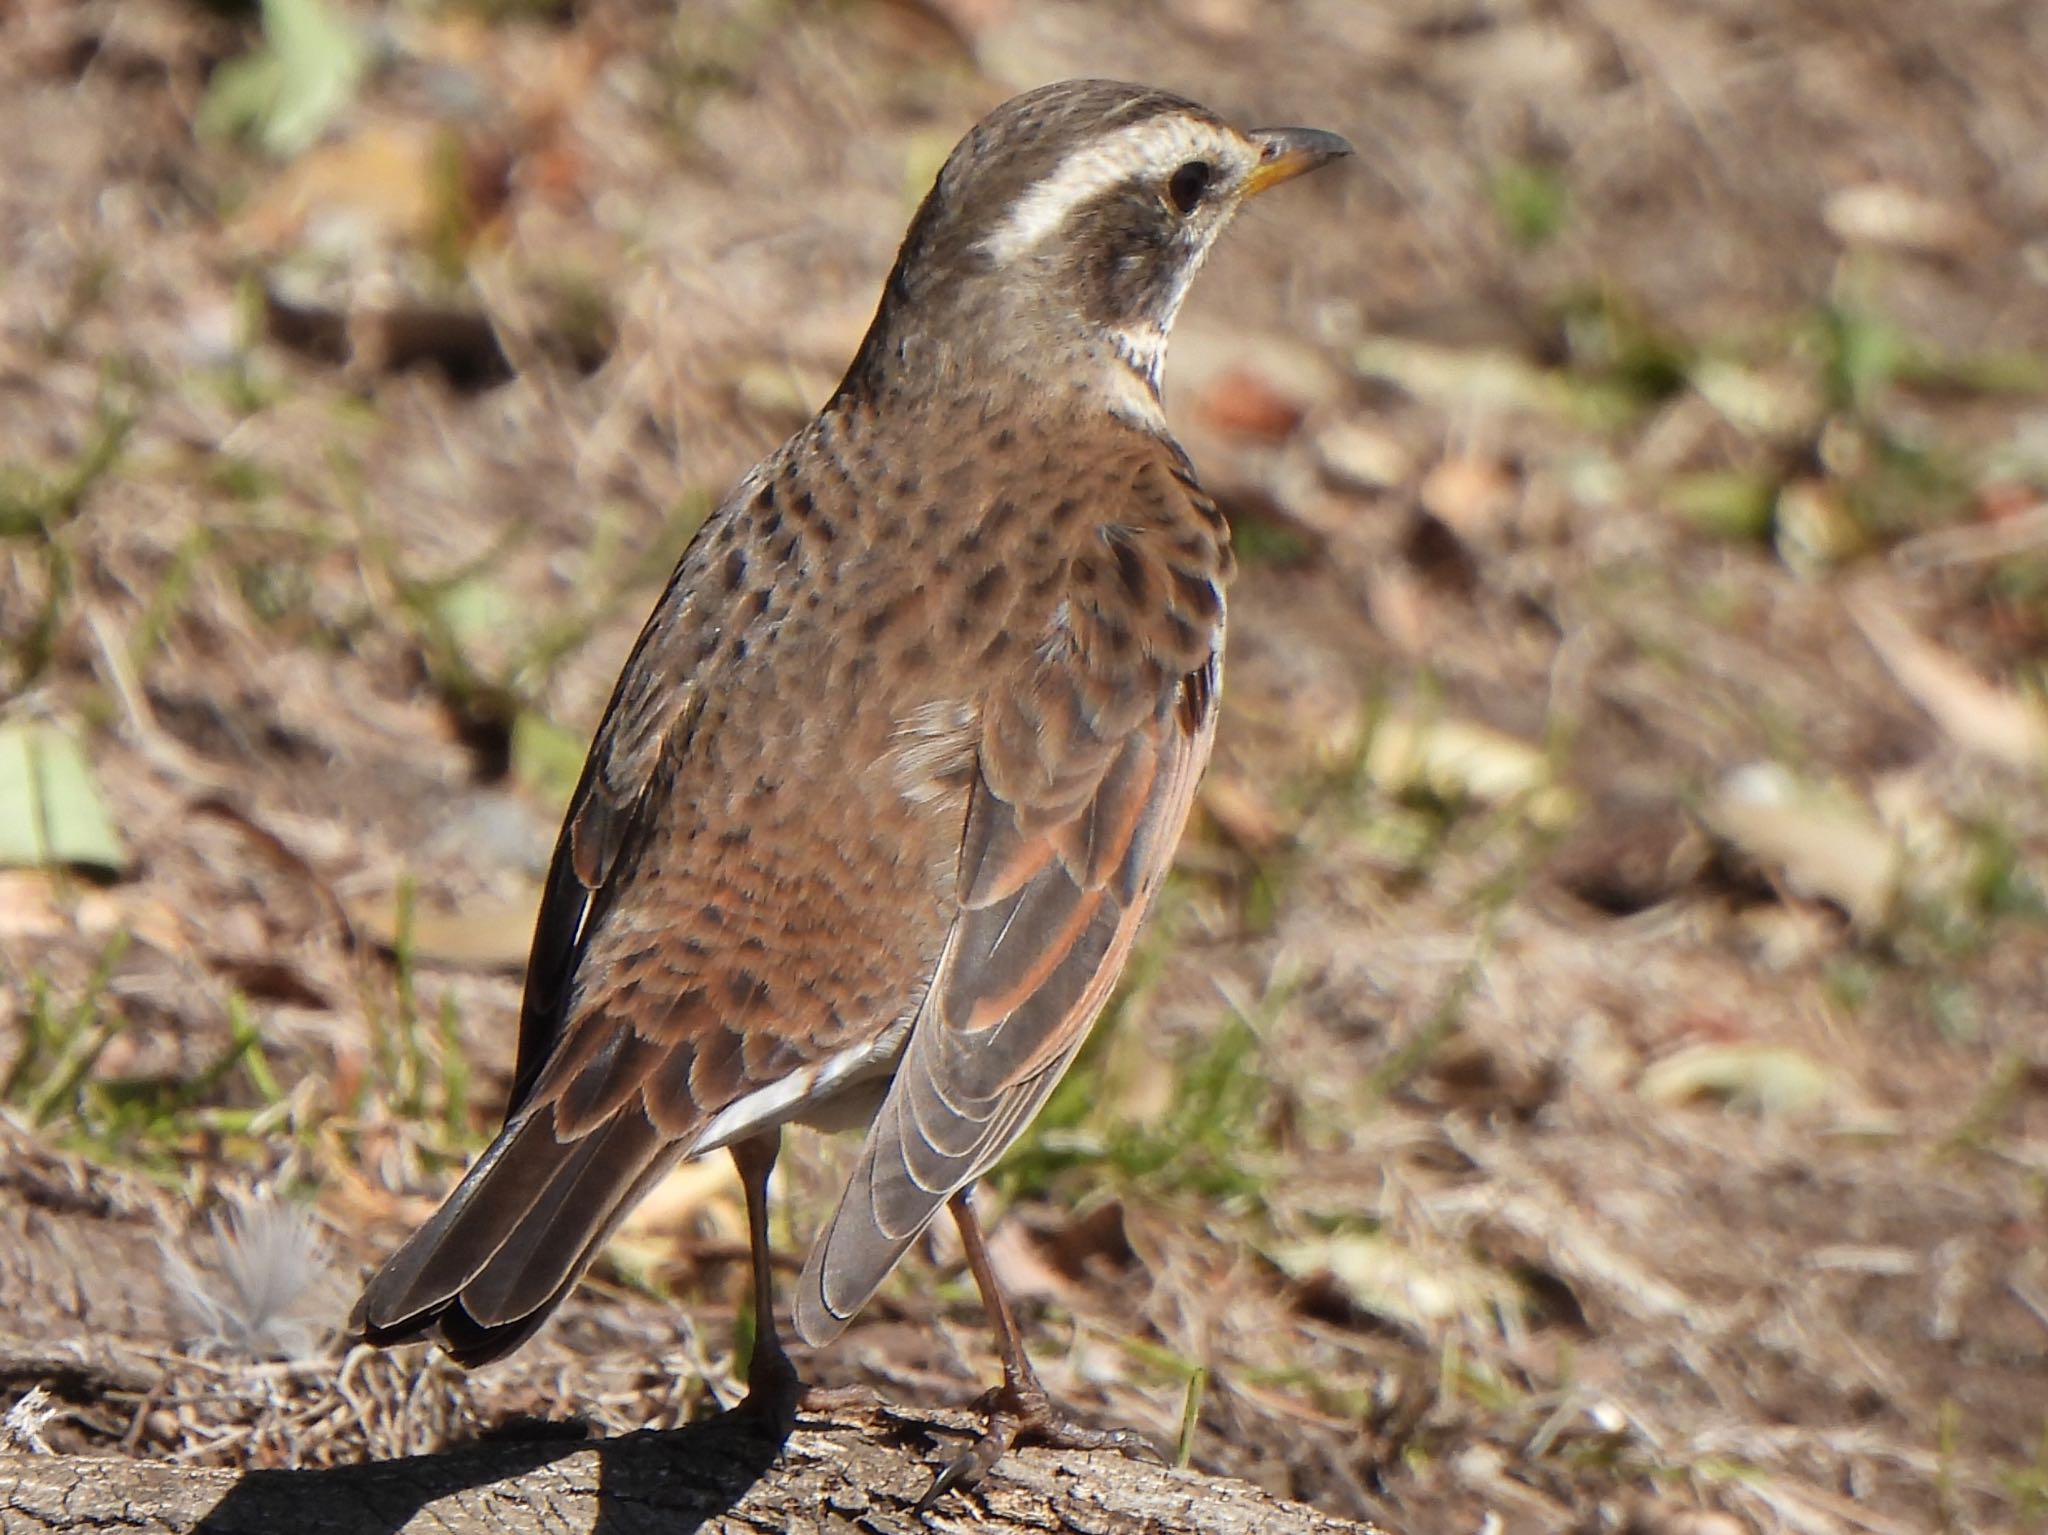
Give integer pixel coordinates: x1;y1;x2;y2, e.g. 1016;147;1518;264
794;500;1227;1345
504;596;704;1121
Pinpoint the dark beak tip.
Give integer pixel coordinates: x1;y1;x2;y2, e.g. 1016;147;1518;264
1256;127;1355;165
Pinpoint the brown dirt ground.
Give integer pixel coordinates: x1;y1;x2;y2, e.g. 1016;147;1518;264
3;1;2047;1531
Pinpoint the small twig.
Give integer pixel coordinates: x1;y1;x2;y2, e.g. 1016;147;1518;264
1891;500;2048;572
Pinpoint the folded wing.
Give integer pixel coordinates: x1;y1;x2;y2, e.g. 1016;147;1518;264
794;644;1220;1345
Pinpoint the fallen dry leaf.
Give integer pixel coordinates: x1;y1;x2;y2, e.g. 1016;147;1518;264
1824;183;1979;257
1269;1230;1525;1334
1313;418;1415;492
1419;454;1519;543
614;1158;745;1246
1773;478;1864;573
350;887;543;969
1707;762;1900;927
1343;710;1577;830
1639;1043;1837;1119
0;871;66;940
1193;367;1309;442
229;121;453;256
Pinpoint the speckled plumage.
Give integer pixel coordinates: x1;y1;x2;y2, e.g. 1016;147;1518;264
351;77;1347;1492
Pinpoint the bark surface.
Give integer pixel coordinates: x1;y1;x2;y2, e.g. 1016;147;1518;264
0;1404;1392;1534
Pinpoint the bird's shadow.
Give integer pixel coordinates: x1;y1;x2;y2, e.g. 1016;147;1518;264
193;1405;797;1534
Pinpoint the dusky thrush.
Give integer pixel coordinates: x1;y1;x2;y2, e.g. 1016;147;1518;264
351;77;1349;1497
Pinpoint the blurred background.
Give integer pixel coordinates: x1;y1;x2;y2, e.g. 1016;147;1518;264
3;1;2047;1530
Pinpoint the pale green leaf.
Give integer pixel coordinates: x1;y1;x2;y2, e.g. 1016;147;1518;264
433;574;520;648
198;0;368;159
0;723;127;873
1639;1044;1836;1119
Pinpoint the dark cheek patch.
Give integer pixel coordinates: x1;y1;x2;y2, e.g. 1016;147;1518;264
1060;190;1180;328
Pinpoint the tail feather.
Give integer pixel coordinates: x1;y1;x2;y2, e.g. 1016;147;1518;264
352;1114;559;1335
459;1111;665;1325
350;1104;680;1367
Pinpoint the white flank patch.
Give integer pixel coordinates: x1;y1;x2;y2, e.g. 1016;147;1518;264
983;115;1246;264
688;1018;913;1154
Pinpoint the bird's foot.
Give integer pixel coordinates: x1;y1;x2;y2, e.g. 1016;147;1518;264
736;1351;878;1429
915;1382;1158;1513
734;1344;802;1431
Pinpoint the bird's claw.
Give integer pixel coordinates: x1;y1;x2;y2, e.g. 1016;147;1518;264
916;1426;1011;1514
914;1388;1158;1513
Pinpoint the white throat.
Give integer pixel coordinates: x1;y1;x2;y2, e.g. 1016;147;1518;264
1112;322;1167;391
1096;250;1206;430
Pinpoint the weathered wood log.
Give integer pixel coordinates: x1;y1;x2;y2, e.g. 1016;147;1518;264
0;1403;1390;1534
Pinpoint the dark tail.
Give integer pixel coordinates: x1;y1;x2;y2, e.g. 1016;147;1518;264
349;1104;683;1367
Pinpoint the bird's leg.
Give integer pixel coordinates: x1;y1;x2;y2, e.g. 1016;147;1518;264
730;1129;800;1417
917;1184;1157;1511
731;1129;871;1421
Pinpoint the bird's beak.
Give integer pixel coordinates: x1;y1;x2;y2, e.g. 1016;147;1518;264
1243;127;1353;196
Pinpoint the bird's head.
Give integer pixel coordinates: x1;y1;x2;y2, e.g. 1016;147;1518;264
844;79;1351;417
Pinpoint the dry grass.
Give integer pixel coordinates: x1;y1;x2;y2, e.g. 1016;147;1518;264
3;1;2048;1531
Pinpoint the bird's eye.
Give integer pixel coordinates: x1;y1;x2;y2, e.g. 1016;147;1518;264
1166;160;1213;215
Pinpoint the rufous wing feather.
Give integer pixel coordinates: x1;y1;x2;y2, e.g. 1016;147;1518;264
793;650;1220;1346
